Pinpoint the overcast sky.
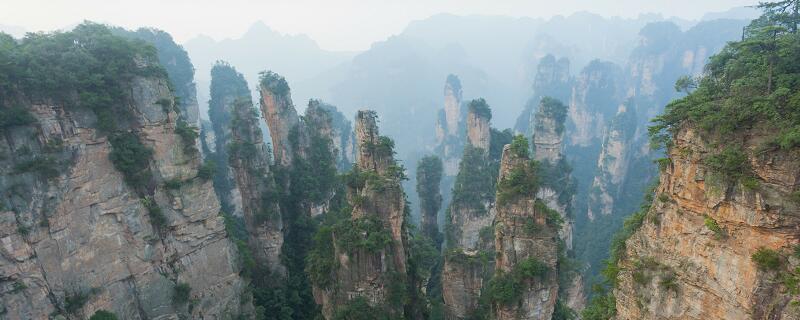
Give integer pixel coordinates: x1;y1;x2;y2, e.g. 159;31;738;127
1;0;758;51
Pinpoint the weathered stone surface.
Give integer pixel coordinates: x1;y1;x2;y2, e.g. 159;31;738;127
313;110;409;319
259;78;299;167
0;76;246;319
493;145;559;320
466;109;491;152
614;126;800;320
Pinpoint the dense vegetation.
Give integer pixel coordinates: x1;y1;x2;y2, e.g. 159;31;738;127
535;97;568;135
468;98;492;120
650;0;800;152
416;155;444;247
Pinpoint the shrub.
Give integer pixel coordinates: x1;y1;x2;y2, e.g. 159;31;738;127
659;273;678;292
164;178;182;190
0;106;36;131
89;310;119;320
752;247;781;271
13;156;60;179
496;161;539;205
509;135;530;158
705;146;751;184
175;119;198;154
141;197;167;228
486;257;549;306
334;216;392;253
332;297;388;320
197;160;216;180
64;291;90;314
703;215;724;238
468;98;492;120
172;282;191;305
109;132;153;192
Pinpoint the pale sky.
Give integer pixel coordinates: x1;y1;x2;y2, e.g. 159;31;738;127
1;0;758;51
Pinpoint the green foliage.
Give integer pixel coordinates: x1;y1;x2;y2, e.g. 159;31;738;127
175;119;199;154
444;248;492;267
704;146;753;185
109;132;153;192
536;96;569;135
553;299;578;320
334;216;393;253
509;134;530;158
535;199;564;228
649;6;800;150
172;282;191;305
141;197;167;228
659;272;679;292
451;146;497;214
496;161;539;206
581;183;658;320
704;215;724;238
332;297;389;320
673;75;697;94
0;23;167;133
468;98;492;120
259;70;291;96
89;310;119;320
13;156;60;179
485;257;549;306
0;106;36;131
752;247;782;270
306;225;336;288
416;155;443;245
197;160;216;180
164;178;182;190
64;291;90;314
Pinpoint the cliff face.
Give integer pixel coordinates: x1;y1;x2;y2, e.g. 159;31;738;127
466;104;491;152
614;126;800;320
567;60;624;148
435;75;466;177
0;75;245;319
515;55;572;137
259;72;299;167
306;100;356;171
220;71;285;275
312;110;411;319
417;156;444;248
494;145;560;320
587;105;637;220
442;99;502;319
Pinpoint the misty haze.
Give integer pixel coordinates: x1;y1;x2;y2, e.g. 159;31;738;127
1;1;799;319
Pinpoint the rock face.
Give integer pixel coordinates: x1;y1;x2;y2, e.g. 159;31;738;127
0;76;246;318
442;99;500;319
259;71;299;167
306;100;356;171
515;55;572;137
209;64;285;275
417;156;444;248
587;105;637;220
567;60;624;148
435;74;466;177
494;145;560;320
312;110;410;319
614;126;800;320
466;100;492;152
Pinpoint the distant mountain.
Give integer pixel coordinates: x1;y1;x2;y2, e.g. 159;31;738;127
183;21;355;118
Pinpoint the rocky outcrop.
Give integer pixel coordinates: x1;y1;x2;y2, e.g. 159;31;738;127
587;105;637;220
312;110;411;319
210;64;285;275
567;60;624;148
259;71;299;167
442;99;500;319
493;144;560;320
306;100;356;171
417;156;444;248
515;55;572;137
435;74;466;177
466;99;491;152
613;126;800;320
0;70;246;318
